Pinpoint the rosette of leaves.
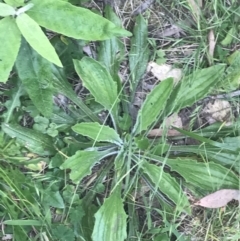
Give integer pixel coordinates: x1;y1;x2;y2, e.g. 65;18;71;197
59;55;238;241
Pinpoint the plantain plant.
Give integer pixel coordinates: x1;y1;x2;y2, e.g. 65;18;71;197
1;2;240;241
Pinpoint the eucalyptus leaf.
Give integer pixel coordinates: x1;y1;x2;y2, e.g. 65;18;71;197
27;0;132;40
133;78;173;134
16;13;62;67
74;57;119;118
92;189;127;241
60;149;113;183
129;15;150;96
166;158;239;190
16;39;54;117
0;3;15;16
2;123;55;155
72;122;123;145
142;161;191;214
0;17;21;82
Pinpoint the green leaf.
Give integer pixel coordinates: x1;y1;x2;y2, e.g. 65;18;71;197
98;5;125;81
4;0;24;7
92;189;127;241
74;57;119;118
27;0;132;41
0;3;15;16
166;65;226;114
0;17;21;82
3;84;25;123
16;13;62;67
129;15;150;95
141;161;191;214
16;39;54;117
51;65;99;122
3;220;43;226
52;224;75;241
166;158;239;190
133;78;173;134
2;123;55;155
72;122;122;145
221;27;236;46
42;190;65;209
60;149;113;183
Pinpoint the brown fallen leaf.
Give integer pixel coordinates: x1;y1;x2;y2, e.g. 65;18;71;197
208;29;217;65
194;189;240;208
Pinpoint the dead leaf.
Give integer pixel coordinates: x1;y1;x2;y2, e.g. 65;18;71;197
208;29;216;62
187;0;202;22
148;113;183;137
158;24;184;38
202;99;232;124
132;0;155;16
194;189;240;208
147;62;182;85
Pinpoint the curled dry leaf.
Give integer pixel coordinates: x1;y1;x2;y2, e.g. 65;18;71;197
147;62;182;85
194;189;240;208
202;99;232;124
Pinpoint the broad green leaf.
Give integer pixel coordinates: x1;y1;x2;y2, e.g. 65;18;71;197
2;123;55;155
141;161;191;214
3;220;43;226
166;158;239;190
27;0;132;41
16;40;54;117
72;122;122;145
129;15;150;96
0;3;15;16
0;17;21;82
16;13;62;67
170;145;240;172
92;189;127;241
60;149;112;183
74;57;119;117
43;190;65;209
4;0;24;7
98;5;125;84
133;78;173;134
166;65;226;114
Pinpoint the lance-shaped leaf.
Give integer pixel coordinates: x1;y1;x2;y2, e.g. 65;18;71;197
92;189;127;241
72;122;122;145
166;158;239;190
60;149;112;183
74;57;119;117
2;123;55;155
27;0;131;41
16;13;62;67
129;15;150;95
98;5;125;83
166;64;226;114
141;161;191;214
0;17;21;82
133;78;173;134
16;39;54;117
0;3;16;16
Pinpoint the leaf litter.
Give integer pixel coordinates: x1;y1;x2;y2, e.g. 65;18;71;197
194;189;240;208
